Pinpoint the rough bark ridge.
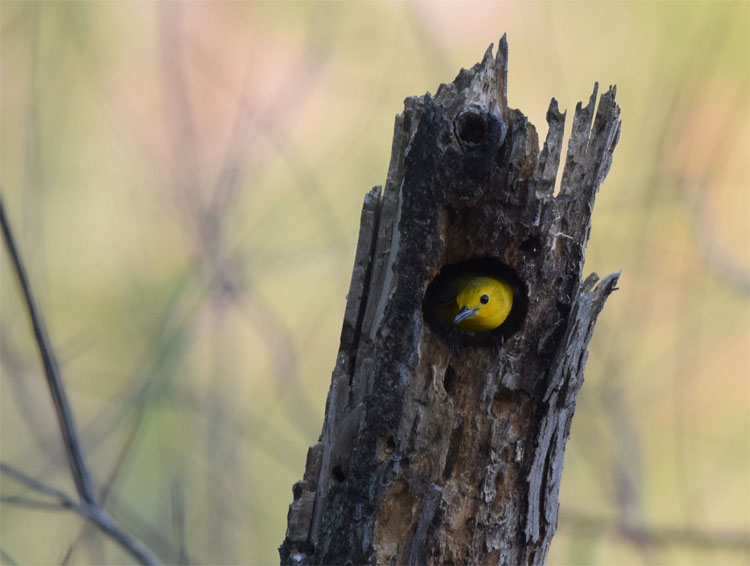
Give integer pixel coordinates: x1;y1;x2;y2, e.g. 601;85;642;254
280;36;621;565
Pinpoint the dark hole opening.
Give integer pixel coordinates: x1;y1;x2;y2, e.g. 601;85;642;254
332;465;346;483
443;421;464;479
443;365;457;397
455;112;488;145
520;236;542;257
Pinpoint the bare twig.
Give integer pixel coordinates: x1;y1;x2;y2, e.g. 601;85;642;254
0;463;159;565
683;177;750;297
2;494;79;511
0;193;96;506
560;510;750;553
62;408;150;564
171;481;189;565
0;548;18;566
0;195;161;565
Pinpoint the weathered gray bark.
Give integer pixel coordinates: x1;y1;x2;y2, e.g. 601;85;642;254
280;36;621;565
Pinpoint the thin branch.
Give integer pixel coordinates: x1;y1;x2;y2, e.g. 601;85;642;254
0;463;159;565
63;410;148;564
0;193;96;505
560;510;750;553
0;548;18;566
1;495;77;511
0;195;161;565
683;177;750;296
170;481;189;565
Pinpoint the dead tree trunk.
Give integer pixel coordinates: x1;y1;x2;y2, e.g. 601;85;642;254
280;36;621;565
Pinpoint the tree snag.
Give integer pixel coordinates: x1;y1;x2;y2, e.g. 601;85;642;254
280;36;621;565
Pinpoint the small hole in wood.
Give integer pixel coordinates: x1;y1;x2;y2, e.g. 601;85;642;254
500;445;512;461
455;111;488;145
495;467;507;491
332;465;346;483
443;421;464;479
443;365;457;397
520;236;542;257
376;436;396;461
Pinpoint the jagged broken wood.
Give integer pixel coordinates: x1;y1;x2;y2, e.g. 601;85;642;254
280;36;621;565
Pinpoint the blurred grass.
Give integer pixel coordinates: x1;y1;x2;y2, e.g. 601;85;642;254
1;2;748;564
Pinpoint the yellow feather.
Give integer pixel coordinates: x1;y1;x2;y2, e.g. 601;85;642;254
436;275;514;332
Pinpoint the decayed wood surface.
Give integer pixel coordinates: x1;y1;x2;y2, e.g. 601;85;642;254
280;36;621;565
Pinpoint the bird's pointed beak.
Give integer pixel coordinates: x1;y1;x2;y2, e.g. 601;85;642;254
453;306;478;324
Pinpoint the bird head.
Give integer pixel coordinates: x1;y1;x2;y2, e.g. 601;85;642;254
453;276;513;332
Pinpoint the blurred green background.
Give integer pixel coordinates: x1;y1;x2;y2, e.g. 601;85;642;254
1;2;748;564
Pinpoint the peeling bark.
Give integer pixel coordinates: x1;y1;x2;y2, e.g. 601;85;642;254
280;36;621;565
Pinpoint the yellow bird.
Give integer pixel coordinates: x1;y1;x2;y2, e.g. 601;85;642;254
436;275;514;332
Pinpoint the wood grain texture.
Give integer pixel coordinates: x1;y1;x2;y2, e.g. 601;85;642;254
280;36;621;565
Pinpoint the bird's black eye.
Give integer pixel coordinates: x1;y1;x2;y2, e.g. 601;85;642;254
480;294;489;304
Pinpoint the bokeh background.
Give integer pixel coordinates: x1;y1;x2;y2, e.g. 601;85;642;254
1;2;748;564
